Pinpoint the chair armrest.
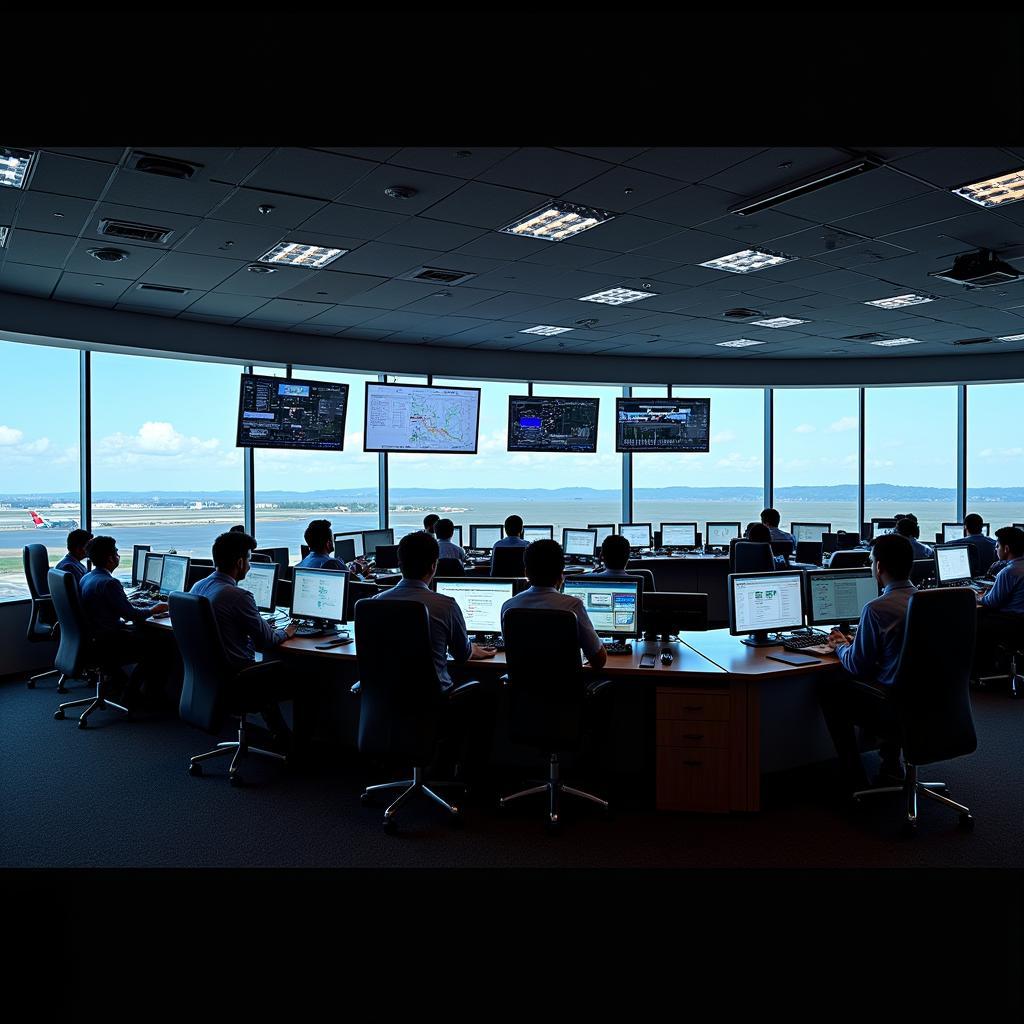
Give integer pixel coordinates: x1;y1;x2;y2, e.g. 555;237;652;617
350;680;361;696
233;660;283;685
448;679;481;701
498;673;509;688
586;678;613;698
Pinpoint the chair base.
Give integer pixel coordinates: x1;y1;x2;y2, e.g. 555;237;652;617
29;669;68;692
187;715;287;784
361;766;463;832
853;763;973;835
500;753;608;827
54;675;128;728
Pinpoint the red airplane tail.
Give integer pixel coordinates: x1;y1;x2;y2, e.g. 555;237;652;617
29;510;45;526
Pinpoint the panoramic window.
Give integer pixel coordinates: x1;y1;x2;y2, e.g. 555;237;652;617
0;339;81;600
967;382;1024;534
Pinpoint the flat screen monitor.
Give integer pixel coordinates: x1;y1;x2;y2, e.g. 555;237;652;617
143;552;164;589
434;577;514;635
374;544;400;570
589;524;615;547
507;395;599;453
935;544;973;585
562;577;640;639
705;522;740;548
661;522;698;548
563;528;597;558
290;567;348;624
160;554;190;596
334;532;363;559
728;570;805;645
237;561;279;613
362;529;394;558
131;544;151;586
791;522;831;543
871;518;898;536
942;522;990;543
237;373;348;451
522;525;554;543
618;523;652;550
470;525;503;549
253;547;289;572
363;382;481;453
643;592;707;638
441;525;463;548
805;568;877;631
615;396;711;453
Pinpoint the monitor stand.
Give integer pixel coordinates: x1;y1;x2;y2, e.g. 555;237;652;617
741;630;780;648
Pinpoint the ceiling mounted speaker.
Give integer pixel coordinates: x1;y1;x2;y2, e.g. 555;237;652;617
88;247;128;262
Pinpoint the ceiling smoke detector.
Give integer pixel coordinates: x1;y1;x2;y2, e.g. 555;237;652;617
384;186;417;200
87;247;128;262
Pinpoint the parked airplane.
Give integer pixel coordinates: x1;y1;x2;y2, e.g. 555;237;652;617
28;510;79;530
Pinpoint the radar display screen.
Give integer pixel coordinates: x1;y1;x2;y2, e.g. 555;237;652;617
363;382;481;453
237;374;349;450
507;396;600;453
615;397;710;453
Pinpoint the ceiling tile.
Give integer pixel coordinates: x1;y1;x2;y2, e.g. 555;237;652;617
13;192;96;237
892;147;1024;189
217;264;316;298
813;239;914;270
336;164;466;215
559;165;681;213
399;288;503;315
243;148;377;200
387;147;516;179
53;272;133;306
133;147;274;184
630;184;742;228
43;147;127;163
423;181;552;229
455;292;557;319
315;147;403;162
104;169;233;216
5;228;76;269
277;271;387;303
833;189;972;239
171;218;287;260
564;214;680;252
182;292;271;318
374;217;486;252
117;285;200;313
139;252;246;290
449;231;548;260
559;147;650;164
328;242;441;277
245;298;333;323
297;202;407;239
213;187;328;230
767;224;870;258
301;306;381;329
0;262;60;297
27;152;116;200
477;148;610;195
351;279;442;308
625;148;766;183
770;166;932;222
701;147;854;196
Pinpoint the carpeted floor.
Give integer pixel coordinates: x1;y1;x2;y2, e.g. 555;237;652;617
2;674;1023;869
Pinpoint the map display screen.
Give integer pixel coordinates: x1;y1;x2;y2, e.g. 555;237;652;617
363;382;481;453
237;374;349;451
507;396;600;452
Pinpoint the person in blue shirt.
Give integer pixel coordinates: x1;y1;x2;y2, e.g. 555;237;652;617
745;522;788;568
817;533;916;791
895;514;933;560
55;528;93;584
296;519;348;573
586;534;637;581
435;518;466;563
489;514;530;573
422;513;440;536
950;513;998;575
973;526;1024;679
760;508;795;547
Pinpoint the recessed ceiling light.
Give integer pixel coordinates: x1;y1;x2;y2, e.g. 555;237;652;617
0;226;7;248
952;168;1024;208
864;293;934;309
500;201;615;242
870;338;923;347
247;264;276;274
699;249;795;274
258;242;347;268
750;316;808;328
716;339;764;348
0;148;34;189
577;287;655;305
520;325;573;336
997;333;1024;342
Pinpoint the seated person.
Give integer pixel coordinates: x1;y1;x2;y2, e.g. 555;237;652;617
895;514;933;560
818;533;916;790
489;514;529;573
55;528;93;584
501;539;607;670
745;522;787;568
586;534;637;581
190;531;298;744
950;513;998;575
229;524;246;534
761;507;795;547
296;519;348;573
422;513;440;536
79;535;168;700
974;526;1024;677
435;518;466;562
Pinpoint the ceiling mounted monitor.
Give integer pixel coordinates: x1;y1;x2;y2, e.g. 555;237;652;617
615;397;711;453
237;374;348;451
507;395;600;453
363;382;481;454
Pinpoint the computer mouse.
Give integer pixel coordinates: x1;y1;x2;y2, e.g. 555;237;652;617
660;650;673;665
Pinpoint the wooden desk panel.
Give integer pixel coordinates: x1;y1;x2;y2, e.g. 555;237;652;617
681;628;844;679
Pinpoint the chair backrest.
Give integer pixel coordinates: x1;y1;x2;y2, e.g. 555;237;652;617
891;588;977;766
770;540;794;560
346;579;379;621
731;541;774;574
24;544;52;600
491;545;526;577
354;599;444;762
47;569;92;677
795;540;823;565
502;607;587;751
250;552;272;563
829;550;871;569
627;567;655;594
436;557;465;578
170;592;234;733
185;564;214;589
964;542;983;577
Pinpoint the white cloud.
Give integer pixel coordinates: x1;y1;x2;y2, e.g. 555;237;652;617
0;425;24;446
793;423;816;434
827;416;857;433
20;438;51;455
716;453;761;471
867;458;894;469
711;430;736;444
97;420;237;471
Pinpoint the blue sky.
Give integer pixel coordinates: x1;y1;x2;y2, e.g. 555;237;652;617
1;338;1022;494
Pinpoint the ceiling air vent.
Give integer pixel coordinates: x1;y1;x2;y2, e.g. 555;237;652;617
98;219;173;244
929;249;1021;289
127;151;200;179
723;308;762;319
137;284;189;295
399;266;476;286
845;332;890;342
952;337;993;347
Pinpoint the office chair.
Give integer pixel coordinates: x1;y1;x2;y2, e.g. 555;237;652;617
49;569;129;728
626;567;655;593
770;540;794;561
23;544;66;691
172;592;289;785
500;607;612;832
250;552;272;563
436;557;465;577
345;579;379;621
829;550;871;570
795;541;823;566
910;559;935;586
491;546;527;577
353;599;478;832
730;541;774;574
852;588;977;835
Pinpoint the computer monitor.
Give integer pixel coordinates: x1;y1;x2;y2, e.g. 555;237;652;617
374;544;400;570
618;523;652;550
143;552;164;590
642;592;707;639
588;524;615;547
934;544;974;586
469;524;504;550
728;570;805;647
160;554;190;597
705;522;740;549
870;518;898;536
290;567;348;626
563;528;598;559
562;577;640;639
237;561;279;613
131;544;151;586
660;522;698;548
450;524;463;548
362;528;395;558
334;538;357;563
791;522;831;543
942;522;991;543
253;547;289;572
521;525;554;544
804;568;878;634
434;577;514;636
334;532;363;558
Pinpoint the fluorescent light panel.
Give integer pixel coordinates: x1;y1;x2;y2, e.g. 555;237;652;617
997;333;1024;342
864;293;934;309
0;148;33;189
577;287;654;305
0;226;8;248
751;316;808;328
730;158;880;216
258;242;347;268
520;325;573;336
716;339;764;348
699;249;795;273
952;168;1024;208
870;338;922;347
500;201;615;242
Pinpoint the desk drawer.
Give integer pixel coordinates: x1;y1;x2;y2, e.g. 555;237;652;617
656;690;730;722
656;719;729;749
656;747;731;813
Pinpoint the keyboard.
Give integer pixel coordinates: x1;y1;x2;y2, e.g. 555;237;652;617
603;641;633;655
948;580;992;592
477;636;505;651
781;632;831;650
292;624;343;638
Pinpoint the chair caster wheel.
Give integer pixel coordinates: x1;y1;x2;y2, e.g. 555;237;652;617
229;773;243;787
382;818;398;835
188;763;203;777
359;792;371;806
1010;688;1021;699
27;680;36;689
56;687;68;695
448;809;463;828
53;710;64;720
901;821;917;838
959;813;974;832
545;817;562;836
78;719;88;729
